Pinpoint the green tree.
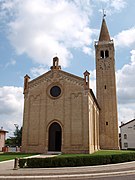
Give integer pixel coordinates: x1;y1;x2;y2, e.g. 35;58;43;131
14;126;22;146
5;126;22;147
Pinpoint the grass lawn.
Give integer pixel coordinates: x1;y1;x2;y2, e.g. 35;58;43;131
59;150;135;158
0;152;37;162
93;150;135;155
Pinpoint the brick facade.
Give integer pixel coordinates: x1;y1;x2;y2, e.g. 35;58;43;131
22;18;119;154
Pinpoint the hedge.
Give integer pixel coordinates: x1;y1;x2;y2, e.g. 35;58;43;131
19;152;135;168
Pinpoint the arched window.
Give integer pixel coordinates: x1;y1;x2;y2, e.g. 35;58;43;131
105;50;109;58
100;50;109;59
124;143;128;148
100;50;104;58
124;134;127;139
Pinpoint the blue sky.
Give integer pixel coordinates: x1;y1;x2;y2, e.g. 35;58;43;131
0;0;135;136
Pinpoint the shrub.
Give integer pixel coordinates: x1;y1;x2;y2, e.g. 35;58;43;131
18;152;135;168
111;153;135;164
19;158;27;168
27;157;53;168
19;155;112;168
127;148;135;151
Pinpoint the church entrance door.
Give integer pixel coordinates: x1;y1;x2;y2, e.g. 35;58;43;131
48;122;62;152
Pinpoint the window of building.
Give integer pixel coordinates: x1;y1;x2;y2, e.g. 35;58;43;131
100;50;104;58
105;50;109;58
106;122;108;125
50;86;61;98
124;134;127;139
100;50;109;59
105;85;106;89
124;143;128;148
133;125;135;130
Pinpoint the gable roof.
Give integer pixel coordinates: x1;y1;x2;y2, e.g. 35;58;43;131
120;119;135;128
0;129;8;133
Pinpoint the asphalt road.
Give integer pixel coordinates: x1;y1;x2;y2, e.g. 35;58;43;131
0;173;135;180
70;173;135;180
96;174;135;180
1;156;135;179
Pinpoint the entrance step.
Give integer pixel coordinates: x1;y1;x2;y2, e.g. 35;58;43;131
47;151;61;155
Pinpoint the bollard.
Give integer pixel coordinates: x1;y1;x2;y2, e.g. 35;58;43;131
16;146;18;152
13;158;19;170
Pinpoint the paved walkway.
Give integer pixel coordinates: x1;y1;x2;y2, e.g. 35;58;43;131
0;155;135;179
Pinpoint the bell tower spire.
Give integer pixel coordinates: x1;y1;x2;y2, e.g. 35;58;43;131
95;17;119;150
99;18;110;41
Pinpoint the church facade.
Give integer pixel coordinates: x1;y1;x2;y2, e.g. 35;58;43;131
21;18;119;154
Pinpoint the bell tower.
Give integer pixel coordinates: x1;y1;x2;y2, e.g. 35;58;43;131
95;17;119;149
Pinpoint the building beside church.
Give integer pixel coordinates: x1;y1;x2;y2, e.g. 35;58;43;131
120;119;135;150
22;17;119;154
0;127;8;152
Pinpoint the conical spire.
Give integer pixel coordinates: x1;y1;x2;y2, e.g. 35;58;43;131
99;18;110;42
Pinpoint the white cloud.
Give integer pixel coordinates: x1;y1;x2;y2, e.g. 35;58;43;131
83;46;92;55
30;66;48;78
0;0;95;68
114;27;135;47
117;50;135;102
0;86;23;137
118;104;135;125
111;0;126;11
116;50;135;124
130;50;135;64
114;28;135;124
96;0;127;15
0;0;127;69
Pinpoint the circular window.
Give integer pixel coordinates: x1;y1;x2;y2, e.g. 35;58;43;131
50;86;61;97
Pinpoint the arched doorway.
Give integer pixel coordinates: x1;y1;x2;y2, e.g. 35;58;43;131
48;122;62;152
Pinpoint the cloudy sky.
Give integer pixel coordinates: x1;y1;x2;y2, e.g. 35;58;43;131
0;0;135;137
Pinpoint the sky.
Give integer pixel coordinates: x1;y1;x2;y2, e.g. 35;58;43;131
0;0;135;137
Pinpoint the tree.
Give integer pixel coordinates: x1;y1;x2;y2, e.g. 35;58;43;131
14;126;22;147
5;126;22;147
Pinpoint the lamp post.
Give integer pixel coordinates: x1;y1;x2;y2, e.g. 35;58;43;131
14;124;19;149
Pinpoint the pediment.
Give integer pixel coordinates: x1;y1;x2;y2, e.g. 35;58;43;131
28;69;84;89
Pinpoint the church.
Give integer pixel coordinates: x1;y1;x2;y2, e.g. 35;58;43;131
21;17;119;154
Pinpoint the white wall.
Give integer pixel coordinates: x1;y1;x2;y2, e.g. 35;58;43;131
120;120;135;149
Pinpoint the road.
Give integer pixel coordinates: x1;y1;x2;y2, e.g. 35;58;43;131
68;174;135;180
0;156;135;179
94;174;135;180
0;172;135;179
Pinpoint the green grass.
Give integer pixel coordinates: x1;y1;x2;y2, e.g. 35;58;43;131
93;150;135;155
59;150;135;158
0;152;37;162
2;150;133;162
